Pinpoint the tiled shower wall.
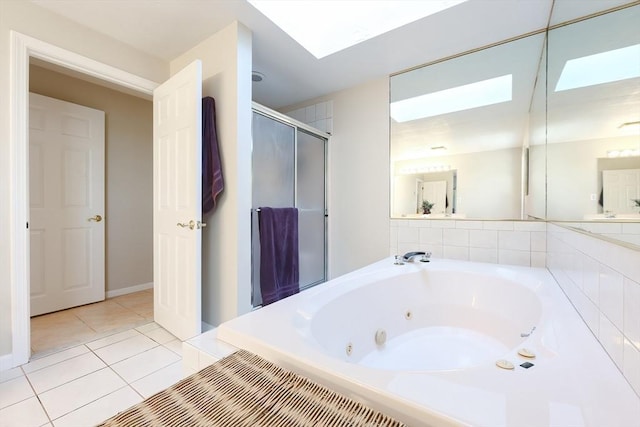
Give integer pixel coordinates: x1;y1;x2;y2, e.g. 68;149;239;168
390;219;547;267
285;101;333;134
547;223;640;395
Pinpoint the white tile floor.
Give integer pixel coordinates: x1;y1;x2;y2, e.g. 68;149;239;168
0;322;188;427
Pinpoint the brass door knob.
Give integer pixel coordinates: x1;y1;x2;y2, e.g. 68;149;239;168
88;215;103;222
177;220;207;230
177;220;196;230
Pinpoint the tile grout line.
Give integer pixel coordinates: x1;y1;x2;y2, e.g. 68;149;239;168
18;333;177;425
19;364;54;426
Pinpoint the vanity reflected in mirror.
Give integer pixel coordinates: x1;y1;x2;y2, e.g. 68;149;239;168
392;169;458;218
390;2;639;248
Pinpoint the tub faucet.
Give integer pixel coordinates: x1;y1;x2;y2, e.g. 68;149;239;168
403;251;431;263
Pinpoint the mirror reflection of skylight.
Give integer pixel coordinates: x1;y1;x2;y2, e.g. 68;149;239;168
247;0;468;59
390;74;513;122
555;44;640;91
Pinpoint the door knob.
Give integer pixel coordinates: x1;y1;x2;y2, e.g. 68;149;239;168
177;220;196;230
177;220;207;230
88;215;103;222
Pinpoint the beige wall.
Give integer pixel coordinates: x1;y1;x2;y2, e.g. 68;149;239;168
170;22;253;326
29;64;154;294
0;0;167;359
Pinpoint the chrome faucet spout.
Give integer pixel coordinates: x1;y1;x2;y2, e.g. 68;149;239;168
402;251;431;262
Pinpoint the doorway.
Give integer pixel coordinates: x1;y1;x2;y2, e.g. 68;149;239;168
9;31;159;366
28;63;155;356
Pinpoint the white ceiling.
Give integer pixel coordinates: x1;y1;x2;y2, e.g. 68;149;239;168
29;0;631;110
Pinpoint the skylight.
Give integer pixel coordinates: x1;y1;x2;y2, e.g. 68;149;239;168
247;0;468;59
555;44;640;92
390;74;513;122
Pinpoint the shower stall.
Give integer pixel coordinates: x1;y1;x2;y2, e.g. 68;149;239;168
251;103;328;307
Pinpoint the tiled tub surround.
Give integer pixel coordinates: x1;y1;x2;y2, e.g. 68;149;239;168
547;223;640;396
560;220;640;247
390;219;547;267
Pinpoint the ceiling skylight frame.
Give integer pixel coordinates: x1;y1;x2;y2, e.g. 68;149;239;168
247;0;468;59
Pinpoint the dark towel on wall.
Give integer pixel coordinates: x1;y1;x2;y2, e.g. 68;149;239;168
258;207;300;305
202;97;224;214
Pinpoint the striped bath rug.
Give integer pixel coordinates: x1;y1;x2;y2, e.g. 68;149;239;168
97;349;406;427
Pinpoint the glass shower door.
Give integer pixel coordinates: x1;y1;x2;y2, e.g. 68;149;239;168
251;109;327;307
296;129;326;289
251;112;295;306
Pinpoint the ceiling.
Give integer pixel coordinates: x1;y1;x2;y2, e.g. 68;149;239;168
28;0;634;110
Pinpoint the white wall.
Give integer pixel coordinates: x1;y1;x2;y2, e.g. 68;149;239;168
0;0;167;360
285;78;390;278
170;22;253;326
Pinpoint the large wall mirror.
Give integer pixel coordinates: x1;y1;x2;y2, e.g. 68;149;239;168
546;5;639;225
390;2;639;248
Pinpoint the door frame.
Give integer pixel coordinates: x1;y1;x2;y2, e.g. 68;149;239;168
8;31;158;368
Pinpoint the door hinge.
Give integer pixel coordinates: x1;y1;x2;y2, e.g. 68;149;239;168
26;221;29;229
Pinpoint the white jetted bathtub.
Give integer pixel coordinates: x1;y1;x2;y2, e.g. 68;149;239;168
217;257;640;426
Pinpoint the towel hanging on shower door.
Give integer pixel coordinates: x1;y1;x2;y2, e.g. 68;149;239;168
258;207;300;305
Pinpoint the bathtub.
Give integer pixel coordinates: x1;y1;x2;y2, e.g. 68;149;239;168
217;258;640;426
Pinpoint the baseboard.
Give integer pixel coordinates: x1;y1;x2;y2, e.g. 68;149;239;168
0;352;16;371
106;282;153;299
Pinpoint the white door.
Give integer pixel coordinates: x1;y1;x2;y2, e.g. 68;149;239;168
422;180;447;213
153;60;203;340
29;93;105;316
603;169;640;214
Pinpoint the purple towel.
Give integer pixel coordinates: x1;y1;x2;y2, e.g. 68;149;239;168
258;207;300;305
202;97;224;214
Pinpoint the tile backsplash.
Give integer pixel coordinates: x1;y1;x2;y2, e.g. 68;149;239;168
390;219;547;267
546;223;639;396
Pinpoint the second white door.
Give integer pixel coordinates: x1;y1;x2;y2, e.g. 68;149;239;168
29;92;106;316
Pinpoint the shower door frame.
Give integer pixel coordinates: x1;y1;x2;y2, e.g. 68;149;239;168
250;102;329;307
